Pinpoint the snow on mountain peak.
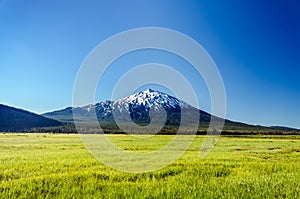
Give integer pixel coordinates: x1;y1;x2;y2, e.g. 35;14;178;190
113;89;190;111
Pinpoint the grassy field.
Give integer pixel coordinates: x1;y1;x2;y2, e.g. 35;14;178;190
0;133;299;198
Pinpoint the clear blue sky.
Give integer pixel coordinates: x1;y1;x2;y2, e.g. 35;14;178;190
1;0;299;129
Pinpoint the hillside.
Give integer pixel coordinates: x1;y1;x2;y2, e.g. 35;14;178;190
0;104;63;131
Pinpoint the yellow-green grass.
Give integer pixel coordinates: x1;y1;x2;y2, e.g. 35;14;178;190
0;133;299;198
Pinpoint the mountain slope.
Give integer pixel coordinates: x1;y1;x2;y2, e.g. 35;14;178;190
0;104;63;131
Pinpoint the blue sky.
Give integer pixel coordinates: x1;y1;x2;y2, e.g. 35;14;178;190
1;0;299;129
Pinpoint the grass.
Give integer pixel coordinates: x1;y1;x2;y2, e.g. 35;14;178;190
0;133;299;198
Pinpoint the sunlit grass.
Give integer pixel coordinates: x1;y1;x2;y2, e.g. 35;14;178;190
0;133;299;198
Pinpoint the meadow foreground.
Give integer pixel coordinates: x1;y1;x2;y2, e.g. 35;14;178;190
0;133;299;198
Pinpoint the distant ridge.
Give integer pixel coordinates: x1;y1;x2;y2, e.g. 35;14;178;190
0;104;63;131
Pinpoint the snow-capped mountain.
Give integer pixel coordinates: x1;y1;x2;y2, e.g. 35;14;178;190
43;89;211;124
113;89;190;111
109;89;193;125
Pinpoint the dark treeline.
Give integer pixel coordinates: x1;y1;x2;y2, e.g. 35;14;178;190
19;122;300;135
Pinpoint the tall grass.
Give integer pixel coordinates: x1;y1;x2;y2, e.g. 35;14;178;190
0;133;299;198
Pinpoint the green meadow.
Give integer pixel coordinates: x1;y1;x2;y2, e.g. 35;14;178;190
0;133;299;198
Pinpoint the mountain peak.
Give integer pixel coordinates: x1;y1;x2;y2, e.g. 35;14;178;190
136;88;162;96
141;88;155;93
113;89;191;112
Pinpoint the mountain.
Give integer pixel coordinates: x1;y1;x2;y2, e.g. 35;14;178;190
43;89;228;134
43;89;213;124
43;89;300;135
0;104;63;131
